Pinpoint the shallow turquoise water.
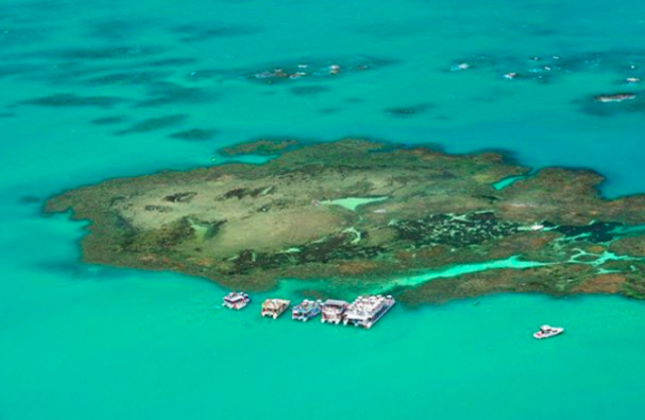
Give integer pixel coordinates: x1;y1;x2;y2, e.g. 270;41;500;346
2;0;645;419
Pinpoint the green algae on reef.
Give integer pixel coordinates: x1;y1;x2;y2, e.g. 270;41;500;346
45;138;645;303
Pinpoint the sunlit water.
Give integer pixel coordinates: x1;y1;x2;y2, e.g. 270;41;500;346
1;0;645;419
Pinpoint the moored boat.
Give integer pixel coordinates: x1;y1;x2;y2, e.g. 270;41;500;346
321;299;348;324
533;325;564;340
261;299;290;319
344;295;396;329
292;299;322;322
222;292;251;310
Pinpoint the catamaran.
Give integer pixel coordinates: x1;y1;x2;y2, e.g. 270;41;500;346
321;299;349;324
222;292;251;310
261;299;290;319
343;295;396;329
292;299;322;322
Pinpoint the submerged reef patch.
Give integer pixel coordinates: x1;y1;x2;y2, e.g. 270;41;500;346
169;129;219;141
385;103;433;118
46;138;645;303
90;115;128;125
133;81;214;107
115;114;188;135
243;56;397;85
170;23;263;43
16;93;126;108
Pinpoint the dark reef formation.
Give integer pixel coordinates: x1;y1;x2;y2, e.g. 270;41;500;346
45;139;645;303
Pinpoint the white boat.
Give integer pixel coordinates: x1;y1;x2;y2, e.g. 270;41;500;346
292;299;322;322
261;299;290;319
343;295;396;329
222;292;250;310
321;299;349;324
533;325;564;340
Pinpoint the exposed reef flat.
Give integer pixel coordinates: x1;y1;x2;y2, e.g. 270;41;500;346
45;139;645;303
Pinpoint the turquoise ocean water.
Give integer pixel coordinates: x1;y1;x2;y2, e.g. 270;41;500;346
2;0;645;418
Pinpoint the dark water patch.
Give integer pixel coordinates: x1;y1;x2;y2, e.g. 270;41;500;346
22;45;168;61
289;85;330;96
25;61;117;85
170;23;263;43
169;129;219;141
385;103;433;118
133;81;214;107
319;107;341;114
90;115;128;125
523;27;559;38
243;56;398;85
83;70;172;86
0;63;42;79
84;19;149;41
16;93;126;108
147;57;198;68
115;114;188;135
0;112;15;118
0;26;49;50
18;195;41;204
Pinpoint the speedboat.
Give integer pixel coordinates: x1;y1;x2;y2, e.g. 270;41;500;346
222;292;250;310
533;325;564;340
292;299;322;322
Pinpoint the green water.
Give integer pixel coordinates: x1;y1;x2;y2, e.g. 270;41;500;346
2;0;645;418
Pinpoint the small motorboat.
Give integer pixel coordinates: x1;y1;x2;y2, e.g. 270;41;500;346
533;325;564;340
222;292;251;310
292;299;322;322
